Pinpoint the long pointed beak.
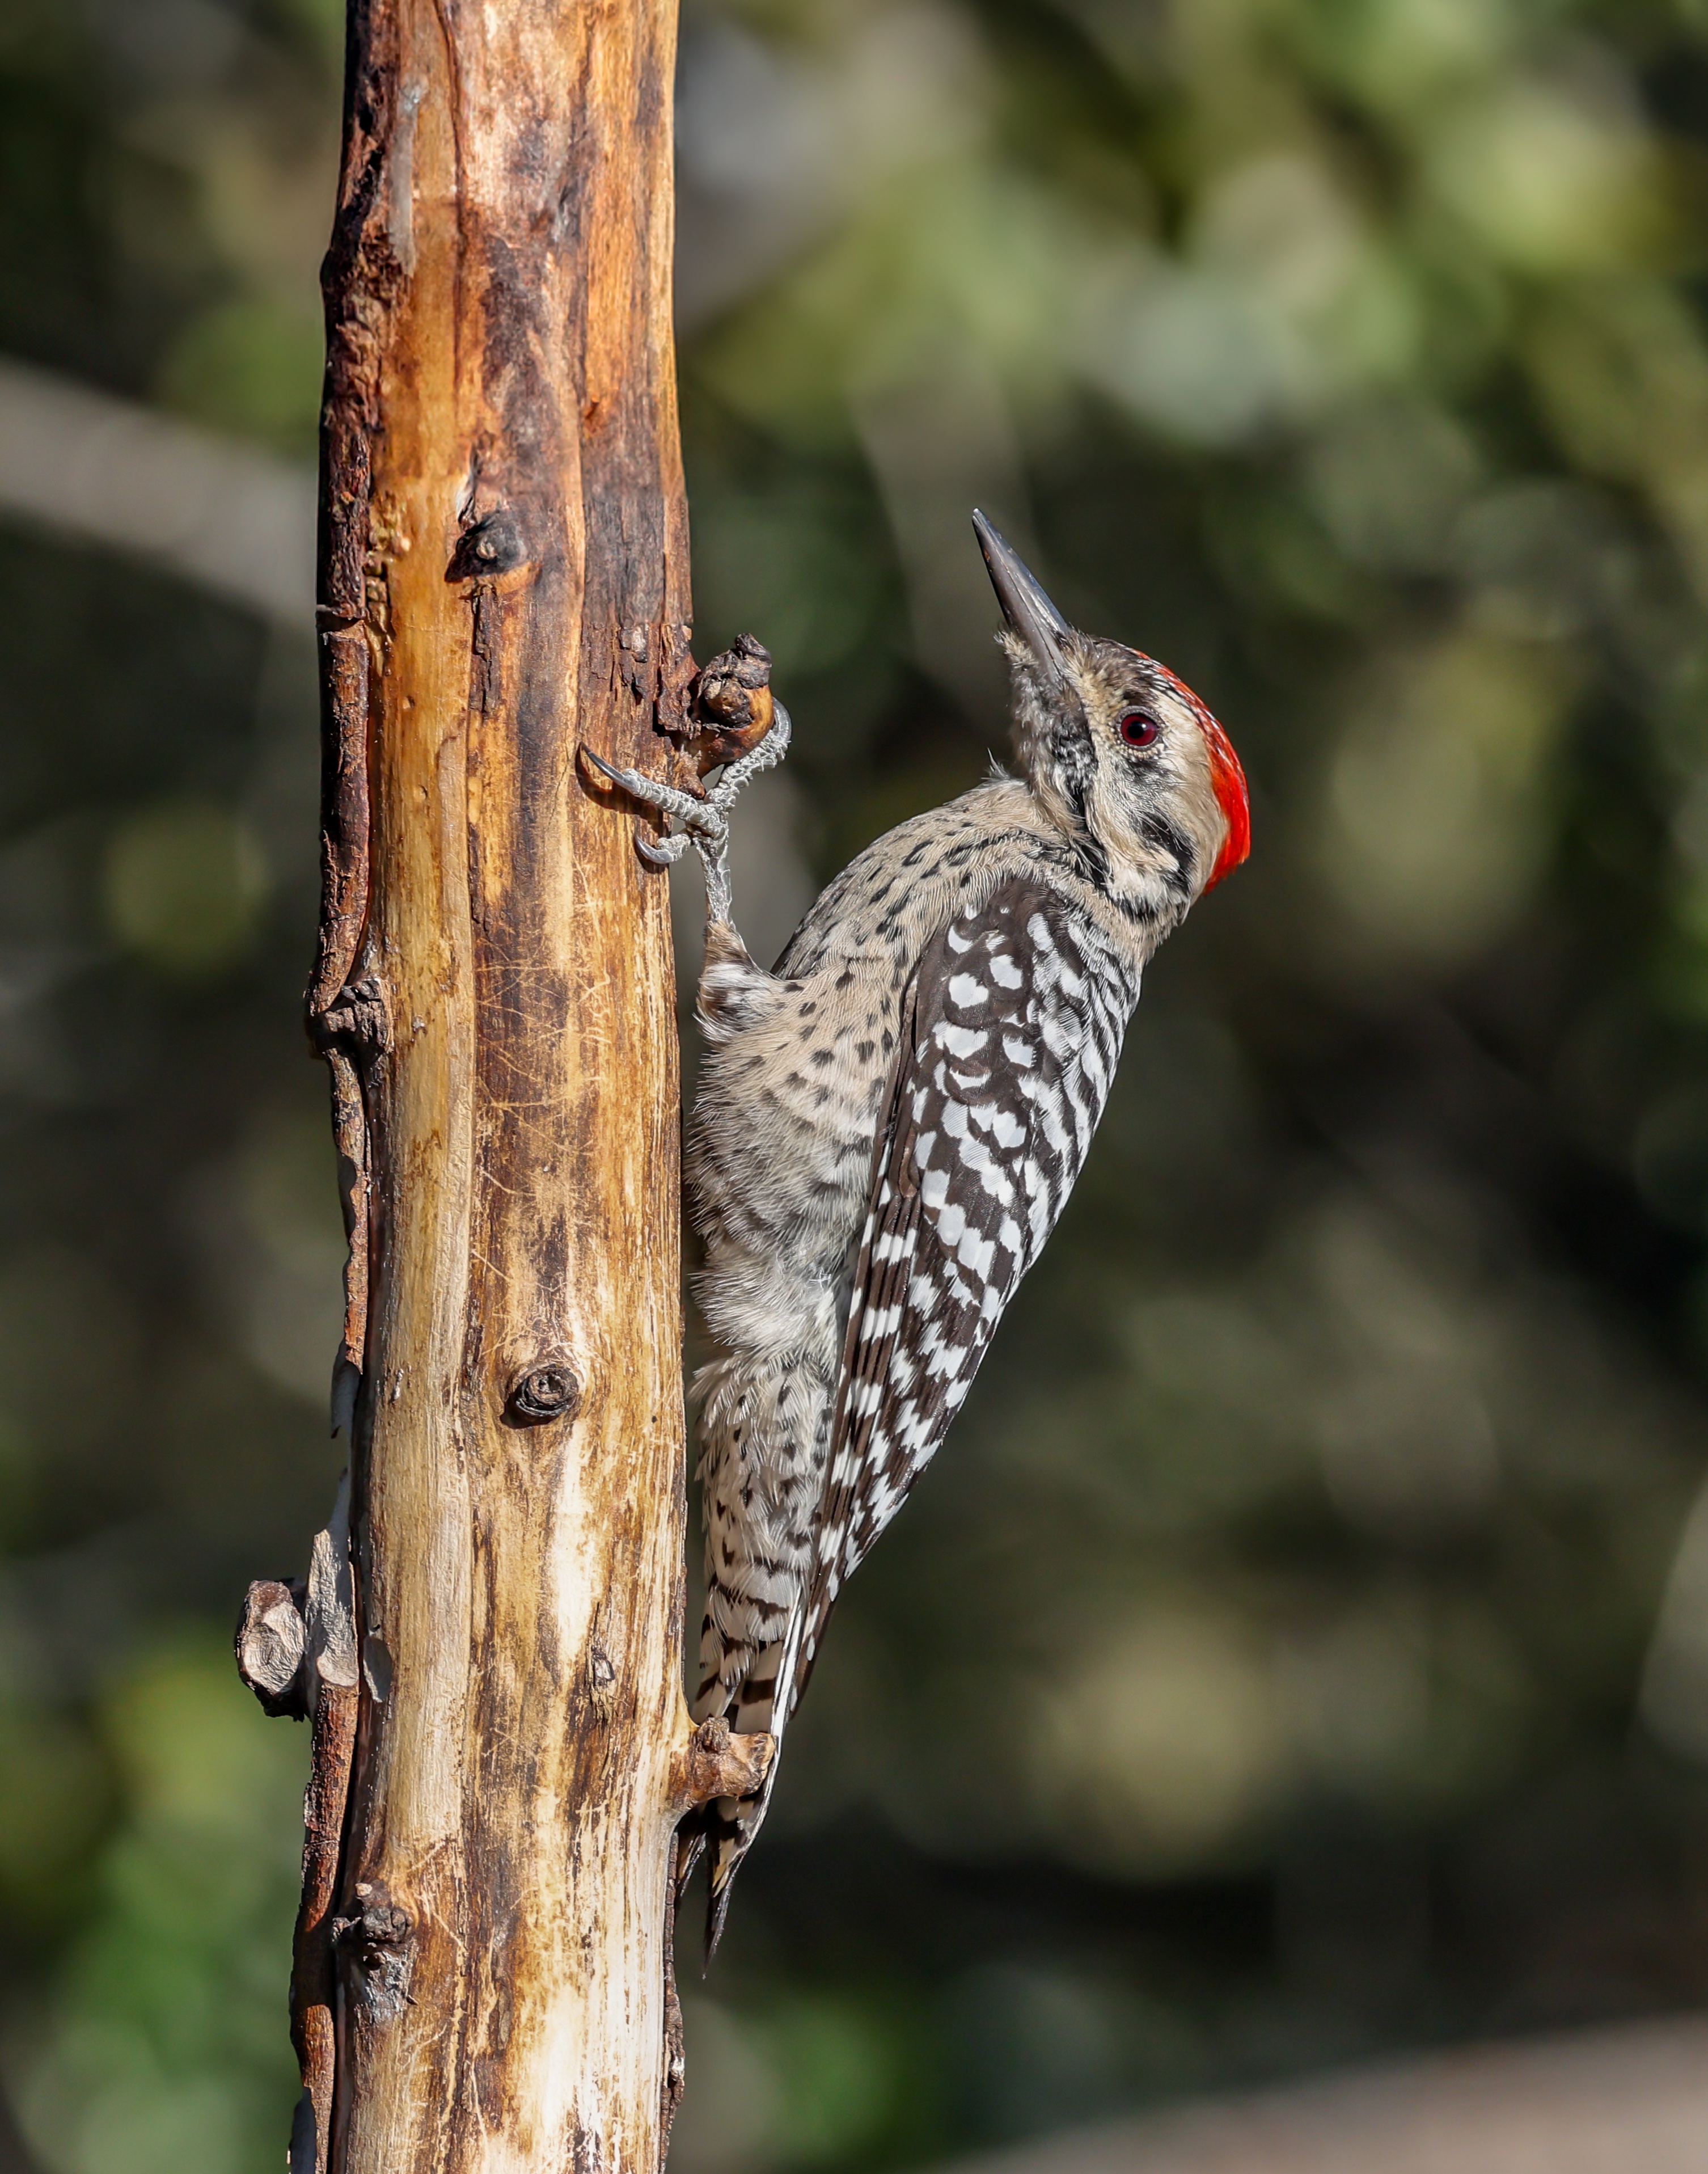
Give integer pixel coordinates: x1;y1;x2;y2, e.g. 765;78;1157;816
973;510;1071;685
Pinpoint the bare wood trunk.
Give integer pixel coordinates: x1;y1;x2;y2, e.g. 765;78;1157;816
242;2;767;2165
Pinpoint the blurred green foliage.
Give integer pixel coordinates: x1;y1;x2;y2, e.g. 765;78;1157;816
14;1644;303;2174
7;0;1708;2169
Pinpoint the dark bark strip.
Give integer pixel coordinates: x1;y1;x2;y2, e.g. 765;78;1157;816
294;1681;358;2170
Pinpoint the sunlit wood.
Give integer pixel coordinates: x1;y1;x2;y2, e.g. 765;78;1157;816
282;0;737;2162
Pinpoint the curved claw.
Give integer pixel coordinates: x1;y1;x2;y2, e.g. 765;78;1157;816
587;753;709;829
581;745;649;798
584;744;690;871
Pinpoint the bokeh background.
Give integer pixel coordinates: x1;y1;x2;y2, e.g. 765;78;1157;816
6;0;1708;2168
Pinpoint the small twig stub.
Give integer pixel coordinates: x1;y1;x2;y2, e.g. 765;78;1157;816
236;1578;308;1718
675;1715;776;1809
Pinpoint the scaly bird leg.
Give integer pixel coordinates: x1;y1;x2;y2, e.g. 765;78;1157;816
583;702;791;928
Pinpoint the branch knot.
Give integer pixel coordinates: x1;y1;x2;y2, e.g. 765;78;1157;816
311;972;392;1057
505;1358;582;1427
675;1715;775;1808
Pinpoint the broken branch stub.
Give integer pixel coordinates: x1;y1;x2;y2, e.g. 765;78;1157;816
235;1579;307;1719
238;1483;362;2174
674;1716;776;1810
686;635;777;774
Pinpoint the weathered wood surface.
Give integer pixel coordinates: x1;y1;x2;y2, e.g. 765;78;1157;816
284;0;759;2165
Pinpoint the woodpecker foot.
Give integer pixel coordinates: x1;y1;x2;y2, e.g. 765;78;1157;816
582;702;790;925
581;752;713;864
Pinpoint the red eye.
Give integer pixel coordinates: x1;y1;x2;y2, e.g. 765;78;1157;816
1119;710;1160;748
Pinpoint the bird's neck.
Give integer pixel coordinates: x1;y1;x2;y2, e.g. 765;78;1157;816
1016;776;1187;949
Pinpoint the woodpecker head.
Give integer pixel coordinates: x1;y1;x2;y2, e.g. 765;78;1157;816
974;512;1250;919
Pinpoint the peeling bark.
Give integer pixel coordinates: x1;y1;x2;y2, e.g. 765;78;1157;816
236;1579;308;1718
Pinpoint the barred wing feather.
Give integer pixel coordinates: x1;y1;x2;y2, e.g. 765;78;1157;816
777;877;1139;1726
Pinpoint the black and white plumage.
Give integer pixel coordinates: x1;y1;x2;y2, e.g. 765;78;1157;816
588;515;1250;1955
788;881;1139;1719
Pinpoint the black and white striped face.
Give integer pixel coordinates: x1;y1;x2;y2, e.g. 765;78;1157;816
971;511;1249;922
1002;631;1235;919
